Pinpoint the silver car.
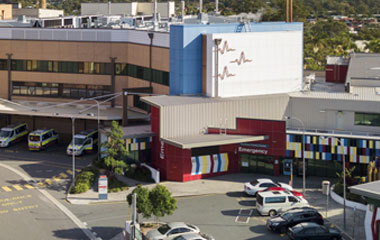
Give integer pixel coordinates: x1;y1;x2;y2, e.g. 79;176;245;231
146;222;200;240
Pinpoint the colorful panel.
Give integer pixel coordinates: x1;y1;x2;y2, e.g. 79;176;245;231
286;134;380;165
124;137;152;152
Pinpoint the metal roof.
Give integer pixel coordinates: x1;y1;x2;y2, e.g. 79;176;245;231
0;99;148;121
161;134;267;149
346;53;380;87
102;124;155;139
349;180;380;200
141;93;289;108
288;90;380;102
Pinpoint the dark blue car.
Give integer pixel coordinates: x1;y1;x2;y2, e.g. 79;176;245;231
287;222;342;240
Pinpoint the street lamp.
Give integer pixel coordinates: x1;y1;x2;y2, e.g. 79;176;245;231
284;116;306;195
92;99;100;163
71;116;76;184
321;136;346;230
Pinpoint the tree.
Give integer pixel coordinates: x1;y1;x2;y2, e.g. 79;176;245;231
127;185;153;219
102;121;128;175
149;185;177;221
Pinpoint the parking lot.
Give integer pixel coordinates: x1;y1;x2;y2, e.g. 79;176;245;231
150;192;285;240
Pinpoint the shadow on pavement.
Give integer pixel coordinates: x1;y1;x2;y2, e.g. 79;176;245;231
239;200;255;207
52;227;91;239
226;191;246;198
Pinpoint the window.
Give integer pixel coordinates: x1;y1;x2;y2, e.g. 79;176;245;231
0;59;7;70
288;196;298;202
355;112;380;127
13;81;110;99
265;196;286;204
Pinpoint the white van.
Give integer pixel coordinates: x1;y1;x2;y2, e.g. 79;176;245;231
256;191;309;217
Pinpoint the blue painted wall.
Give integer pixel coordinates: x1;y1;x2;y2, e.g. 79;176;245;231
169;22;304;95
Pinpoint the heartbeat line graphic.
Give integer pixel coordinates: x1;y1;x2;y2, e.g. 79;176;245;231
230;52;252;65
214;66;235;80
218;41;235;54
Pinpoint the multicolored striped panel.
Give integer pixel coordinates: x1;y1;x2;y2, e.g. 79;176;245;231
286;134;379;164
191;153;229;176
124;137;152;152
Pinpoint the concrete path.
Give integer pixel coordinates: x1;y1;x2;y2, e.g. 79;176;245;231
67;173;366;240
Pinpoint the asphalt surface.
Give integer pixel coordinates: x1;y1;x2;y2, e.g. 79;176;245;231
0;163;88;240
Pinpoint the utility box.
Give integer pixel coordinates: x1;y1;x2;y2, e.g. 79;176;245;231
322;180;330;195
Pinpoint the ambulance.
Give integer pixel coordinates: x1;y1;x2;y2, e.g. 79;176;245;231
28;129;59;151
66;129;98;156
0;123;28;147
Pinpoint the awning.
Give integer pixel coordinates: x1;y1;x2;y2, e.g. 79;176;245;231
349;180;380;201
161;134;267;149
0;99;148;121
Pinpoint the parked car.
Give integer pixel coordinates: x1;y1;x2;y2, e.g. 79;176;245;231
260;187;305;199
287;222;342;240
266;207;324;233
244;178;293;196
146;222;200;240
171;232;214;240
256;191;309;216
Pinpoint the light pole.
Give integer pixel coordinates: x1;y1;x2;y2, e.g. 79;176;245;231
322;136;346;230
71;117;76;184
92;99;100;163
284;116;306;195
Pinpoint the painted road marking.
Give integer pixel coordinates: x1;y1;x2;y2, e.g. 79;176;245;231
235;208;253;223
2;186;12;192
53;176;61;182
45;179;52;185
12;185;23;191
24;184;34;189
37;182;45;188
59;173;68;178
75;169;81;173
66;170;73;175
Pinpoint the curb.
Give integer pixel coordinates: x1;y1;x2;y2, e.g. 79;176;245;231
330;185;367;211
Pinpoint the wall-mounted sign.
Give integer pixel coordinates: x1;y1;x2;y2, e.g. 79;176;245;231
160;141;165;159
239;143;269;148
238;146;268;155
98;175;108;200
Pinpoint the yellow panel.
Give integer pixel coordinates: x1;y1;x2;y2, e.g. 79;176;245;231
331;146;335;154
353;147;357;156
202;156;208;174
286;142;290;150
350;155;353;163
363;156;367;164
315;152;319;160
313;137;317;144
224;153;229;171
369;140;373;149
322;138;326;145
141;142;146;150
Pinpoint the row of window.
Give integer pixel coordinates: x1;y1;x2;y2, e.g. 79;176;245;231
12;81;111;99
115;63;169;86
0;59;170;86
355;112;380;127
11;60;112;75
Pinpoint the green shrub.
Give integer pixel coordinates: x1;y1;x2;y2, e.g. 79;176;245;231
125;166;154;183
333;183;367;205
70;167;99;194
108;175;128;193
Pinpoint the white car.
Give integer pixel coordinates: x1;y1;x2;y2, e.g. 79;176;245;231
146;222;200;240
244;178;293;196
171;232;215;240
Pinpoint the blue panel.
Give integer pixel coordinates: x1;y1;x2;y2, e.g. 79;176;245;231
217;154;221;172
366;148;370;156
169;22;304;95
195;156;200;174
377;149;379;156
319;144;322;152
286;150;290;157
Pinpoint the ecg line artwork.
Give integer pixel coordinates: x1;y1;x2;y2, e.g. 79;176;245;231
214;66;235;80
218;41;235;54
230;51;252;65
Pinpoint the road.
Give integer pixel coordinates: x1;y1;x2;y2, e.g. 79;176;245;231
0;141;285;240
0;163;88;240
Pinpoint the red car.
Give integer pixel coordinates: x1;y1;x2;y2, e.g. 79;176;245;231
260;187;305;199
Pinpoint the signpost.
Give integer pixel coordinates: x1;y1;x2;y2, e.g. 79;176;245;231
98;175;108;200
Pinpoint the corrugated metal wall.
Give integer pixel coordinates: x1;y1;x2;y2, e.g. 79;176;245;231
287;96;380;133
160;94;290;138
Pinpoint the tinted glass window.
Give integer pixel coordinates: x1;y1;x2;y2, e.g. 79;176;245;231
265;196;286;204
256;194;263;205
288;196;298;202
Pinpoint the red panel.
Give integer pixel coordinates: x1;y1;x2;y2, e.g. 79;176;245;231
325;65;335;83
